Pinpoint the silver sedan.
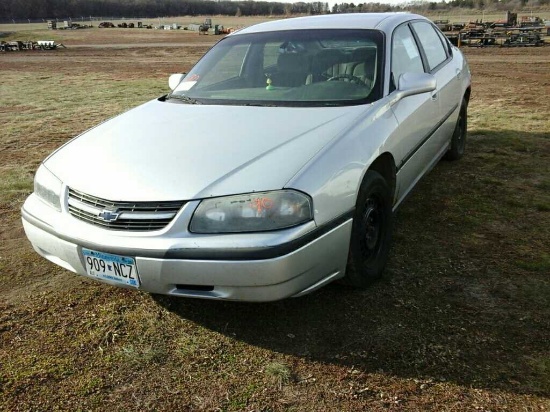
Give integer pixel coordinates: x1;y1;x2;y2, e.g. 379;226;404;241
22;13;471;301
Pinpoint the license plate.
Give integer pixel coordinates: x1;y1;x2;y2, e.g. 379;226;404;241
82;249;139;288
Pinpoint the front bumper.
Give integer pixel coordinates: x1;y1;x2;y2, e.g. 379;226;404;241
22;194;352;302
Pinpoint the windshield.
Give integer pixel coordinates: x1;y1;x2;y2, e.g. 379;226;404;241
168;29;384;107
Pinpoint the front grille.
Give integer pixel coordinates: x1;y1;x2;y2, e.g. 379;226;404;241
68;188;185;231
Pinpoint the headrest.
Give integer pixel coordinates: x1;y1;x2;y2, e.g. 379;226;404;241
277;53;309;73
313;49;346;71
351;47;377;63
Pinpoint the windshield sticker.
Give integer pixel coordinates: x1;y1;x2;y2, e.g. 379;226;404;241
176;81;197;91
402;37;419;59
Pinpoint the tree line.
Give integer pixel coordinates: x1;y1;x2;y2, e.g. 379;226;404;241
1;0;331;21
332;0;548;13
1;0;547;22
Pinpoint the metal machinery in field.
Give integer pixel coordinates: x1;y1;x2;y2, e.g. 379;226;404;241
439;11;547;47
0;40;66;51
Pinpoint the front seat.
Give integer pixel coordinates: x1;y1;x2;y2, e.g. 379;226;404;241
348;47;377;88
271;53;310;87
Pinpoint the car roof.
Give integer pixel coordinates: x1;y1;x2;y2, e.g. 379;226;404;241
233;13;426;35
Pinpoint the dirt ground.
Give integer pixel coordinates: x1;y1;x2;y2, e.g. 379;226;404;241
1;29;549;411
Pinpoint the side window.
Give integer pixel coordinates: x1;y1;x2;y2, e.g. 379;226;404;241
435;28;452;57
391;24;424;91
411;22;448;71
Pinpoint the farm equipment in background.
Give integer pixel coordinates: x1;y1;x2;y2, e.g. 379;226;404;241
36;40;66;50
186;18;225;35
434;19;452;32
439;11;547;47
199;18;212;35
458;27;545;47
0;40;66;51
493;11;518;28
97;21;150;29
519;16;544;28
98;22;115;28
47;20;91;30
0;41;24;51
502;31;544;47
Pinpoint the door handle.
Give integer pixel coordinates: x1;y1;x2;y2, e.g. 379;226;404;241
456;69;462;79
431;92;438;101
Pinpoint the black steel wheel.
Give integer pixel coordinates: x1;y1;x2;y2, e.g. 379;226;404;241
342;171;393;288
445;99;467;161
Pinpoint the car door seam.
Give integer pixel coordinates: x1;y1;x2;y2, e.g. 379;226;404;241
396;102;458;172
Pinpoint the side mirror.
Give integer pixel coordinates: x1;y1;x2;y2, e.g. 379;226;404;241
397;72;436;98
168;73;186;90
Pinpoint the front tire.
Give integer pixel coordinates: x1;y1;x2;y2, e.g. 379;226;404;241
445;100;467;161
342;171;393;288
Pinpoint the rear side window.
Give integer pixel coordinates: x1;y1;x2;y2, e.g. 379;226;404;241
435;28;452;56
411;22;448;71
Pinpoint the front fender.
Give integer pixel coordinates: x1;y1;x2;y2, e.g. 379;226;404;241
286;100;399;226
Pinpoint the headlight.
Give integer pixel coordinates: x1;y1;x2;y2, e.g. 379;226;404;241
190;190;313;234
34;164;62;211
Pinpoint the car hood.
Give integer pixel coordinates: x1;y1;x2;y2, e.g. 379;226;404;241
45;99;365;201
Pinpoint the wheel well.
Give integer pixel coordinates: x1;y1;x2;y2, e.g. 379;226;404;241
464;87;471;105
367;153;396;202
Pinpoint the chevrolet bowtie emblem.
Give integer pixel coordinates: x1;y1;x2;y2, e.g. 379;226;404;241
97;209;120;222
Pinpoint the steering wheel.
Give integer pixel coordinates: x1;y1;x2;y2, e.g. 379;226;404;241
327;74;365;85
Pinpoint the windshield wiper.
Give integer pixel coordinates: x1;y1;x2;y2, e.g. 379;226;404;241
240;102;280;107
167;94;202;105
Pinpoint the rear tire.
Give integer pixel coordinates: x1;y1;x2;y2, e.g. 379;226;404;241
445;100;467;161
342;171;393;288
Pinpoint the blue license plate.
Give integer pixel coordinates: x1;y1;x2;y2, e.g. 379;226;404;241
82;249;139;288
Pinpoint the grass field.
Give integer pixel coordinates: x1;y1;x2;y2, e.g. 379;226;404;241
1;9;549;33
1;22;549;411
